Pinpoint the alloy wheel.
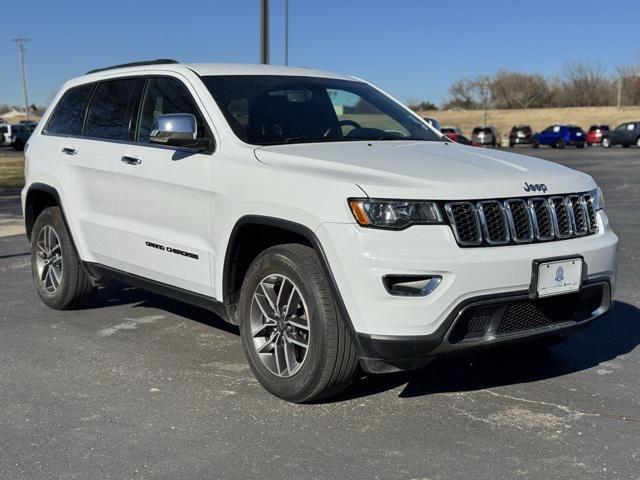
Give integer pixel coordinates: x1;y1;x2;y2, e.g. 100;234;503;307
250;274;310;377
36;225;63;294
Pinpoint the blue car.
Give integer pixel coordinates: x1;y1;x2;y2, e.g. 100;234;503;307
532;125;586;149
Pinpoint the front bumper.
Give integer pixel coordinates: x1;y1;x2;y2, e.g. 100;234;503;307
316;211;618;369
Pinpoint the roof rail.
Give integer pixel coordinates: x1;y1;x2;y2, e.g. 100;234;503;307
86;59;179;75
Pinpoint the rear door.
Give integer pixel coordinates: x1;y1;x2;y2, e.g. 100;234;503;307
612;123;628;145
45;82;129;264
115;75;214;296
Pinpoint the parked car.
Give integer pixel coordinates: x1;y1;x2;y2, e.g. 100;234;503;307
0;123;9;146
422;117;441;132
455;134;474;145
532;125;586;148
471;126;500;147
23;60;617;402
8;123;34;150
602;121;640;148
441;126;463;142
508;125;533;147
586;125;610;146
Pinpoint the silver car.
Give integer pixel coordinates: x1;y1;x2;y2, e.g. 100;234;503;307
472;126;500;147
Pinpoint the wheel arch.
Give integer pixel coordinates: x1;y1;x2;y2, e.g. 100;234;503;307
221;215;357;338
24;183;62;240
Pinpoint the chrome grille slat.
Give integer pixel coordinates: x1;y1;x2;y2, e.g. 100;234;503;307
504;199;534;243
445;192;598;247
477;201;509;245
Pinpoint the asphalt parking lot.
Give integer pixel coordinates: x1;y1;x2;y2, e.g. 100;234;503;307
1;146;639;480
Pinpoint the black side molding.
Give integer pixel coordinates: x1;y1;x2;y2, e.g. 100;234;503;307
83;262;231;322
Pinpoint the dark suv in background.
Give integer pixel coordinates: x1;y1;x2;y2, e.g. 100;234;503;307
602;121;640;148
508;125;533;147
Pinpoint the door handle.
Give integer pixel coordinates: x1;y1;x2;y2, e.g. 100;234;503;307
61;147;77;156
121;156;142;165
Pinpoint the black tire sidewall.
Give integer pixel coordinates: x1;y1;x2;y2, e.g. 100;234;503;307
30;207;81;309
238;247;334;402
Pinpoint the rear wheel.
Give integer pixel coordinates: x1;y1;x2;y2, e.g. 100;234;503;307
555;139;565;149
238;244;359;403
30;207;96;309
602;136;611;148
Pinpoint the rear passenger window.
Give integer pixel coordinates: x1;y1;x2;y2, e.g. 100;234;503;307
45;84;94;136
84;78;145;141
138;77;206;143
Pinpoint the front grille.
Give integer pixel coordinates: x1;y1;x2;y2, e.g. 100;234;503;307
445;192;598;247
448;284;605;343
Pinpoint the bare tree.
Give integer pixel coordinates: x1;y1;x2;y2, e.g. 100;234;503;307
443;78;478;109
491;71;551;109
615;65;640;106
559;61;614;107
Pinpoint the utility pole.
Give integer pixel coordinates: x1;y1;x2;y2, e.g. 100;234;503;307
284;0;289;65
12;38;31;122
260;0;269;64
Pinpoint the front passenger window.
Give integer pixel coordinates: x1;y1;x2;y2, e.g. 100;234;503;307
138;77;206;143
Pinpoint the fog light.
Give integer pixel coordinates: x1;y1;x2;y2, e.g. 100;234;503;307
383;275;442;297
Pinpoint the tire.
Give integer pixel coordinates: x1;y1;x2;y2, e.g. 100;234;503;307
623;144;630;148
532;139;540;149
576;143;585;149
30;207;96;309
238;244;359;402
636;137;640;148
12;139;24;151
602;136;611;148
555;139;565;149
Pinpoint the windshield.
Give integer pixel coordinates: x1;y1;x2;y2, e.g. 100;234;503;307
202;75;443;146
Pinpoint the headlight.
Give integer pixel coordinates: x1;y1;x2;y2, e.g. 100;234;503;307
348;198;443;229
589;187;604;210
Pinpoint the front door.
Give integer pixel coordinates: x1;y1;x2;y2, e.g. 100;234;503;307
116;76;214;296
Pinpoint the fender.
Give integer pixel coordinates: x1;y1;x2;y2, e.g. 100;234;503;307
24;183;73;244
222;215;360;340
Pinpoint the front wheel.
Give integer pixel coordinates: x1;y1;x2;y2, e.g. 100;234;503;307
30;207;96;309
532;139;540;148
602;137;611;148
555;139;565;149
238;244;359;402
636;137;640;148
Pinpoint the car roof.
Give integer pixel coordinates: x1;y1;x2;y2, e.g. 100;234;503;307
73;62;355;86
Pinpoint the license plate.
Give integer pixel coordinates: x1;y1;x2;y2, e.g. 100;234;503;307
536;258;582;297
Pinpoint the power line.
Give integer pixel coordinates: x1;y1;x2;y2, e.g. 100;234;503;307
12;37;31;122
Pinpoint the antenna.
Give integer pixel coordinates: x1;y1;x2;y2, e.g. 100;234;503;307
12;37;31;123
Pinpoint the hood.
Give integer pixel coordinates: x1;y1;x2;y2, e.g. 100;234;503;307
254;141;595;199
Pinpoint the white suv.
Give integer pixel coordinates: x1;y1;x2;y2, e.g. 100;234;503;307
22;60;618;402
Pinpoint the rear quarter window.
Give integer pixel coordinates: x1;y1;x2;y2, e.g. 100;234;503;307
45;84;94;136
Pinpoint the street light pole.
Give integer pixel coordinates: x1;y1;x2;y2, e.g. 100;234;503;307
12;38;31;122
260;0;269;64
284;0;289;65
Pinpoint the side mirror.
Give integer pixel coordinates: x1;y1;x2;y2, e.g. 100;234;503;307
150;113;210;150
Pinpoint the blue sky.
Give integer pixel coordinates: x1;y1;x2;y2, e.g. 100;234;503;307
2;0;639;107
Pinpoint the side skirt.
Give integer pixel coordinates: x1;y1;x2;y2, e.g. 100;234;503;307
82;262;231;322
